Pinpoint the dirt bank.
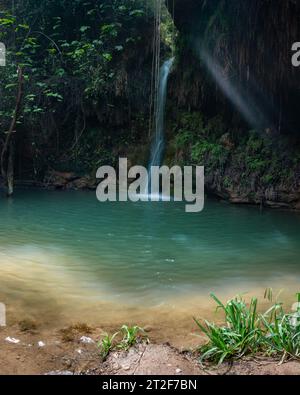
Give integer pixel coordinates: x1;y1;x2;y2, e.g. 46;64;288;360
0;324;299;375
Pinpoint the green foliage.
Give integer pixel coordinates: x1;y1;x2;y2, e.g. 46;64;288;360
72;128;115;173
98;324;147;360
98;331;119;360
223;175;232;188
195;293;261;364
0;0;154;178
170;112;299;192
195;292;300;365
261;294;300;360
179;112;205;132
246;157;268;173
261;174;274;185
293;153;300;166
171;112;229;169
246;133;264;154
160;8;177;53
175;130;194;148
118;325;145;350
191;141;228;167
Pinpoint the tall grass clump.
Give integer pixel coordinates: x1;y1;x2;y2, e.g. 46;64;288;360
261;294;300;362
117;325;145;350
98;332;119;360
195;292;300;364
194;293;262;364
98;325;147;360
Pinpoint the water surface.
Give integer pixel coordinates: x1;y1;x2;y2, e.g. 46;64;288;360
0;189;299;339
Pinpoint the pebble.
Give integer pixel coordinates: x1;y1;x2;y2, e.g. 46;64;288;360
38;341;45;347
175;368;182;373
45;370;74;375
5;337;20;344
62;357;72;368
80;336;94;344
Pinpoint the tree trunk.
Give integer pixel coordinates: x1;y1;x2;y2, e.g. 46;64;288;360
1;66;23;197
7;138;14;197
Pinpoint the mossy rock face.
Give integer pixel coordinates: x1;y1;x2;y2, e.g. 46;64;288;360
164;110;300;208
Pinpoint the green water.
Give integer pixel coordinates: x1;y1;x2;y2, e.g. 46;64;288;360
0;189;300;325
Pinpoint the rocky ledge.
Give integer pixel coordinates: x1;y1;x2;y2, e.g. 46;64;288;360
44;171;97;191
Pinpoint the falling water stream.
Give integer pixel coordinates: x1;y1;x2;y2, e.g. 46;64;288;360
149;58;174;168
146;58;174;195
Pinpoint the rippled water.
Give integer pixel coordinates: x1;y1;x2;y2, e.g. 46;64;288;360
0;189;300;333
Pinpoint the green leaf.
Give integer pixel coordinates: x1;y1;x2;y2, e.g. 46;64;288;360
80;26;90;33
129;10;144;17
102;53;112;62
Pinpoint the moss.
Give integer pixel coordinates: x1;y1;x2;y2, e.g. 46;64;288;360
223;176;232;188
246;133;264;154
169;112;230;171
261;174;275;185
179;112;204;131
166;111;300;195
18;319;38;332
175;130;194;148
191;141;228;168
60;322;93;342
246;157;269;173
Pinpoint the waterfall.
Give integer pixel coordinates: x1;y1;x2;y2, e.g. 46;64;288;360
144;57;174;198
148;57;174;170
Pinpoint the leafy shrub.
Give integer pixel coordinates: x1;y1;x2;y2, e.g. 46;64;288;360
195;294;261;364
191;141;228;168
261;295;300;361
175;130;194;148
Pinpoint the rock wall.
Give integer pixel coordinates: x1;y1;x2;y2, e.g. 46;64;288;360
164;0;300;209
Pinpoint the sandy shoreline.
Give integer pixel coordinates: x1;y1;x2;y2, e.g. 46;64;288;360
1;323;300;376
1;284;299;348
